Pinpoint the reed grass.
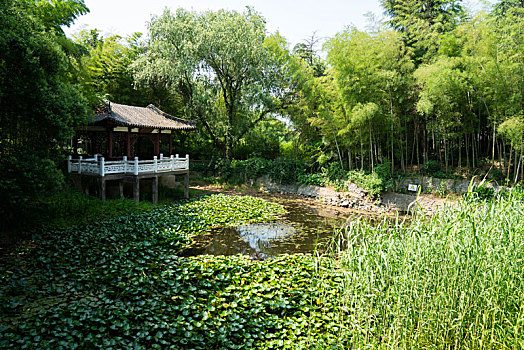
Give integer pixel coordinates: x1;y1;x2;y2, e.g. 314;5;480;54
322;191;524;349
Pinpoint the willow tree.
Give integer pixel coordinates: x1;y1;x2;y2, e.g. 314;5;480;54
133;8;283;158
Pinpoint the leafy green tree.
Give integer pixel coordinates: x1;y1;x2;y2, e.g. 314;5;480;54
491;0;524;18
74;29;182;114
292;32;327;78
415;57;473;171
133;8;284;158
381;0;464;62
0;0;89;234
326;28;415;171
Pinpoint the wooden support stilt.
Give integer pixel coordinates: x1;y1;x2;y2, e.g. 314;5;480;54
133;178;140;204
100;178;106;201
72;175;82;192
119;181;124;199
152;176;158;204
184;172;189;199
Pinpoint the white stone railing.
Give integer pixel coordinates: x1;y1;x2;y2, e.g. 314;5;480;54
68;153;189;177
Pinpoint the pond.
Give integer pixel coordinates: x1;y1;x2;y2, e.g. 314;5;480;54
181;197;350;259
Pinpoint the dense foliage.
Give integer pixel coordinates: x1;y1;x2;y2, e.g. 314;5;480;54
132;8;286;159
278;0;524;187
4;2;524;349
0;0;90;233
195;157;305;185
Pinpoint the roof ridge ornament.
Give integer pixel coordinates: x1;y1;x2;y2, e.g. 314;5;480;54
95;101;111;114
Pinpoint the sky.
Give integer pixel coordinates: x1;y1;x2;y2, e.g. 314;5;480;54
65;0;496;48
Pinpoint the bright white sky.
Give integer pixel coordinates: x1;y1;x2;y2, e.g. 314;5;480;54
65;0;496;48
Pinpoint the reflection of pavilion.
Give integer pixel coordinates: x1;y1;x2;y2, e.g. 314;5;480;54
69;102;196;203
236;222;296;258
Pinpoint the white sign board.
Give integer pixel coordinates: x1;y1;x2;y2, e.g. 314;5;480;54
408;184;419;192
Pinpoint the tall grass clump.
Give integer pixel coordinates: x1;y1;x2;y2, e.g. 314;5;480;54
326;191;524;349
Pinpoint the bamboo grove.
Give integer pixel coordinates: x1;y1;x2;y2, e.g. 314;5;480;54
286;0;524;183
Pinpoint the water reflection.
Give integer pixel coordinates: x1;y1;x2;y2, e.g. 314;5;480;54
181;198;349;259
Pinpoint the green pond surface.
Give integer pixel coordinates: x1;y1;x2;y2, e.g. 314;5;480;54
181;198;349;259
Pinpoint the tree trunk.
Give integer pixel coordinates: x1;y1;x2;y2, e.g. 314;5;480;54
520;147;523;183
492;124;496;166
458;136;462;169
472;133;476;169
360;126;364;170
405;113;409;171
465;133;470;170
514;150;522;185
507;146;513;181
389;87;395;172
332;128;343;169
416;126;420;168
444;137;448;173
369;122;374;171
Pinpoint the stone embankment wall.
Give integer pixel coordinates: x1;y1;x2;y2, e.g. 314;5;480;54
256;176;453;215
256;175;380;211
391;176;503;194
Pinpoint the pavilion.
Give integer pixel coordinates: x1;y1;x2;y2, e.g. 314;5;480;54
69;102;197;203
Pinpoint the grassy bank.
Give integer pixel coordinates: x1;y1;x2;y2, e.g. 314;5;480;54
323;190;524;348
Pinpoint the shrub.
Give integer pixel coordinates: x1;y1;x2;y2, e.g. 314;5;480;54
373;162;391;181
324;162;346;181
267;157;305;184
234;157;271;182
0;155;64;237
465;179;496;200
347;170;384;197
373;161;393;190
328;179;348;192
23;188;154;233
423;160;441;175
488;167;505;183
297;173;326;186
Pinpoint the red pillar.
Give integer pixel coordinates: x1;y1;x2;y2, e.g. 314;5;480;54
155;132;160;156
126;129;131;158
108;129;113;158
169;132;173;155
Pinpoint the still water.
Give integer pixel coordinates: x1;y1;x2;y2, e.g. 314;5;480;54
181;198;349;259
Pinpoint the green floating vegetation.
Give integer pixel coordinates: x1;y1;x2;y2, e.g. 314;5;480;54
5;191;524;349
323;190;524;348
0;194;347;349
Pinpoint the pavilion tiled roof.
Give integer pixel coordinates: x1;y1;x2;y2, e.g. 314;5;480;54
93;102;196;130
